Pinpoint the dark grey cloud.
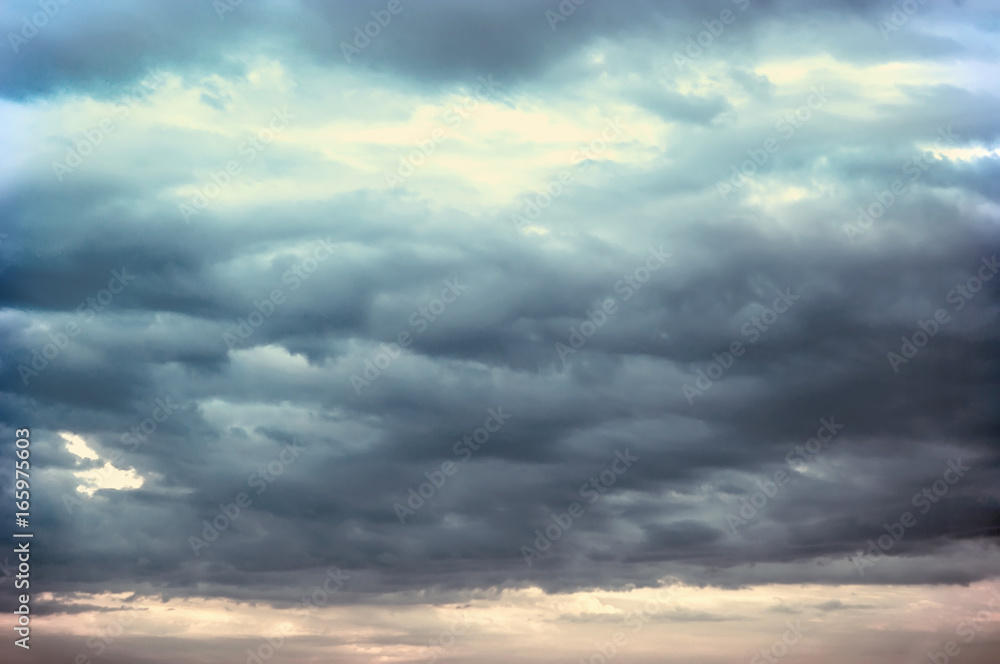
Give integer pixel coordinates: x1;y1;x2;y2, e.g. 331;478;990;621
2;0;994;100
0;0;998;628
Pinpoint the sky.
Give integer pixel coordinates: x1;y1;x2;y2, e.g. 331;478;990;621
1;0;999;662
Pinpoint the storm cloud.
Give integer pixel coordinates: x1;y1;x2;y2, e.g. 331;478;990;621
1;0;998;662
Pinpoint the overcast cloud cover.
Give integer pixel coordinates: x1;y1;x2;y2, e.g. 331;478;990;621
1;0;999;662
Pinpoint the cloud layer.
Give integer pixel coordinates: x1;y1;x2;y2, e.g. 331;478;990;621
1;0;999;661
